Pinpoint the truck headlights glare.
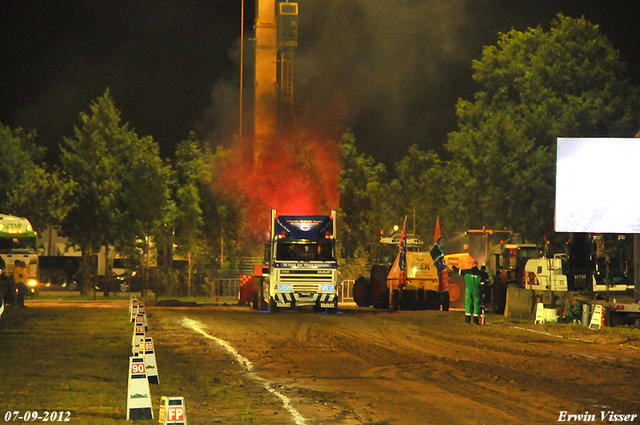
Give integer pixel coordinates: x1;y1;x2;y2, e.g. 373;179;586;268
278;284;291;291
322;284;335;292
28;279;37;287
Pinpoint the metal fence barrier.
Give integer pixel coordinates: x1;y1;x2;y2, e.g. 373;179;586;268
341;279;354;302
211;278;241;299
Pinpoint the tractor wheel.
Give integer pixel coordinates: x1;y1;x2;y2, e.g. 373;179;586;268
416;288;426;310
423;290;438;310
353;277;372;307
371;265;389;309
447;272;466;309
441;291;450;311
405;290;418;310
391;289;400;311
374;288;390;309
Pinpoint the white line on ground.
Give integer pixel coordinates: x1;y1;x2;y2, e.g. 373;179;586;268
180;317;307;425
513;325;640;350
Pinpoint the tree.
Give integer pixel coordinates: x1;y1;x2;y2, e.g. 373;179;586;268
173;133;206;257
338;132;392;259
0;123;74;232
60;90;171;293
445;14;640;240
389;145;446;242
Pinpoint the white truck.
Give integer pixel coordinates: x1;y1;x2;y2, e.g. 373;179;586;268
0;214;39;296
524;234;638;326
253;209;339;312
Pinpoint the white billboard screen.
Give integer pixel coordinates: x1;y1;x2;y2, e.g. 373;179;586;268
555;138;640;233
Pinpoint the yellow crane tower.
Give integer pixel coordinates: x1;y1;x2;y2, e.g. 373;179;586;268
254;0;298;159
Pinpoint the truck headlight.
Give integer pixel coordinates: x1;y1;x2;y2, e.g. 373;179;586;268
277;284;291;291
28;279;37;287
322;284;335;292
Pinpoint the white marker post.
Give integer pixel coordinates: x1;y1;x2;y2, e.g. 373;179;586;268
127;356;153;420
130;299;139;323
132;321;145;357
158;396;187;425
534;302;545;324
129;297;137;317
589;304;605;330
135;312;148;335
137;305;148;331
143;337;159;385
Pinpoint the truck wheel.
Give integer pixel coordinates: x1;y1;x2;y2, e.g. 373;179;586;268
268;297;279;313
252;291;260;310
327;302;338;313
252;278;265;310
58;274;69;289
260;288;269;311
67;279;77;291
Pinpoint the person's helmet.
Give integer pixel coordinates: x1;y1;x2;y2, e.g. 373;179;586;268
472;260;478;267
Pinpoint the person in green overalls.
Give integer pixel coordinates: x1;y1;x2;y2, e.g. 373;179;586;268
452;261;483;324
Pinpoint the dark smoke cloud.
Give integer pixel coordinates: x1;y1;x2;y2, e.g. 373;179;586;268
293;0;486;166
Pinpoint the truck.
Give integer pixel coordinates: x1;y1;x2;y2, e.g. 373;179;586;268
253;209;339;312
523;233;639;325
352;233;450;311
0;214;39;297
525;233;633;294
38;226;152;292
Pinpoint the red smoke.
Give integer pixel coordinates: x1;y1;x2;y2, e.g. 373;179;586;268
214;127;342;233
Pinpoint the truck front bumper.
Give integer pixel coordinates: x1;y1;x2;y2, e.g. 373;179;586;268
273;292;338;308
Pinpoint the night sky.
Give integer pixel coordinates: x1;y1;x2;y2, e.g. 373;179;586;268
2;1;639;168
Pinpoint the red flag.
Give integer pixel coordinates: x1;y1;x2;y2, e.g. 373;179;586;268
398;216;407;288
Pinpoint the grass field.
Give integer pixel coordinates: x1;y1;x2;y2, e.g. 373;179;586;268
0;294;266;424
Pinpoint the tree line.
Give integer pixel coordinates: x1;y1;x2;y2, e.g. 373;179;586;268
2;15;639;292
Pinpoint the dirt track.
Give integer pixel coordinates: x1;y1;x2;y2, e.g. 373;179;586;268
150;305;640;425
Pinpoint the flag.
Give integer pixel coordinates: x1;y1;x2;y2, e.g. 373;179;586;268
434;215;442;245
398;216;407;288
432;216;449;290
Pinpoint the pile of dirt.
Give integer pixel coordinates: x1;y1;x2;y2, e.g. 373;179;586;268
150;299;199;307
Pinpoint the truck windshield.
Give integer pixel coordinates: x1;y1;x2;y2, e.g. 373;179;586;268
0;236;37;254
276;241;335;261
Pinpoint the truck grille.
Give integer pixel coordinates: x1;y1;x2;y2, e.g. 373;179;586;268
291;283;322;293
278;270;334;288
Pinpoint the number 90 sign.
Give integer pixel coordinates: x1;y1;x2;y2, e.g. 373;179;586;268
131;363;146;374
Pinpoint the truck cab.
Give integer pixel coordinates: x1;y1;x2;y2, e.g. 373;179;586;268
524;254;569;291
260;210;339;312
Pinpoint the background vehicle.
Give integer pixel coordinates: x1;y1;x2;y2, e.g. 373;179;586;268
0;214;39;297
38;227;178;293
353;233;450;311
253;210;339;312
444;228;537;312
38;256;80;290
524;233;636;324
